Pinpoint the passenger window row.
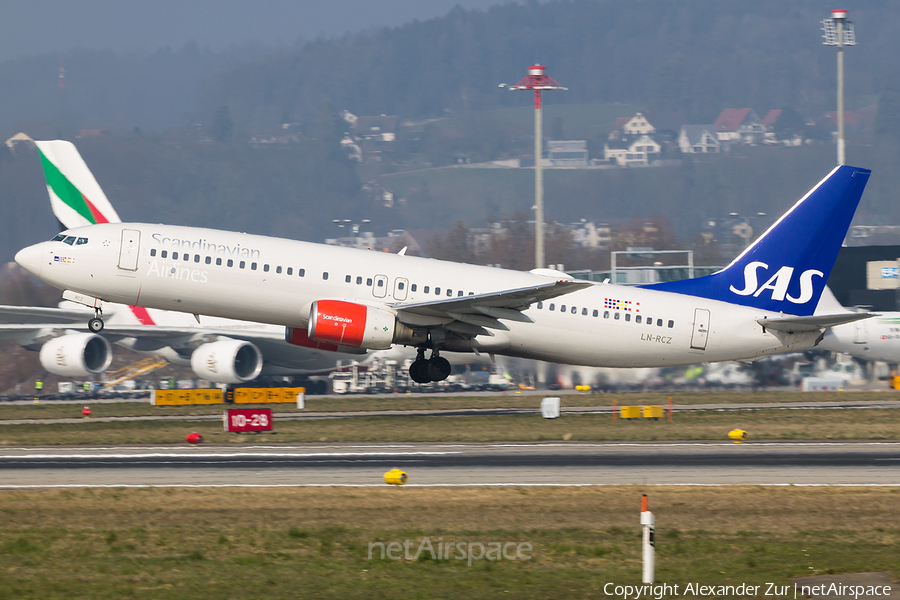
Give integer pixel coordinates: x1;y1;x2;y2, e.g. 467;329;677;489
150;248;309;276
416;285;474;297
535;300;675;329
148;248;484;298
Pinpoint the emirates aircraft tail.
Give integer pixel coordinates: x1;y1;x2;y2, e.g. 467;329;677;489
35;140;122;228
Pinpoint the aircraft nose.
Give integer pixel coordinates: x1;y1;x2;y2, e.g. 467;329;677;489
15;243;44;277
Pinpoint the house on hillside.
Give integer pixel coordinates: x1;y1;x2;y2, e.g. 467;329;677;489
605;110;685;163
713;108;765;144
607;112;656;141
604;134;661;166
4;132;34;153
547;140;588;167
678;125;720;154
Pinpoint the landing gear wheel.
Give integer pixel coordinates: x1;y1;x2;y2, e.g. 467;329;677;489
88;317;104;333
409;359;431;384
427;356;452;382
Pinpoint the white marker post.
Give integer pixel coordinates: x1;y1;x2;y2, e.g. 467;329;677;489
296;389;305;410
641;494;655;583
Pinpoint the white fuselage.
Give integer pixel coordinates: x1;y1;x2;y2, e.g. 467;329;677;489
820;314;900;363
20;223;825;368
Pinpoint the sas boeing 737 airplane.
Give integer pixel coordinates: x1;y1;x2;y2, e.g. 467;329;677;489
14;165;874;383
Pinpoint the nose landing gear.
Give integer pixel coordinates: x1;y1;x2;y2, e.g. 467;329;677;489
409;348;451;384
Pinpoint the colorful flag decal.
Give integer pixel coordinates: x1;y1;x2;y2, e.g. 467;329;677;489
604;298;639;312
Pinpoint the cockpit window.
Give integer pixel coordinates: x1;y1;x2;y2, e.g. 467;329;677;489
51;233;66;242
62;236;76;246
75;238;88;245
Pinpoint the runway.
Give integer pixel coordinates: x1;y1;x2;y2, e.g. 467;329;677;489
1;441;898;487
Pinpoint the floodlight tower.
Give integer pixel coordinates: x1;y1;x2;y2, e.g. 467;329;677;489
501;65;567;269
822;9;856;165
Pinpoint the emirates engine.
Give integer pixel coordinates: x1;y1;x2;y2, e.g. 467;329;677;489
39;333;112;377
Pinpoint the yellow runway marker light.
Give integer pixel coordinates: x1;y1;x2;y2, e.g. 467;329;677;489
384;469;408;485
728;429;747;443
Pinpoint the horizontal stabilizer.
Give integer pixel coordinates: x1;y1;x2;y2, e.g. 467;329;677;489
757;312;874;333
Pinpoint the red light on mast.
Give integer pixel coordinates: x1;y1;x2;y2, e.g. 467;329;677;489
508;64;566;109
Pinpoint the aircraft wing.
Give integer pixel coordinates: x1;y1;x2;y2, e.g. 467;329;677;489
0;318;364;370
93;324;286;350
0;305;93;325
391;279;592;334
757;312;875;333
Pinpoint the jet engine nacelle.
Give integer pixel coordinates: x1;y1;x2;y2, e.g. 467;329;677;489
39;333;112;377
308;300;416;350
190;340;263;384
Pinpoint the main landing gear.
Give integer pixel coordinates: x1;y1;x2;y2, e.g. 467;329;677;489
409;348;452;384
88;307;104;333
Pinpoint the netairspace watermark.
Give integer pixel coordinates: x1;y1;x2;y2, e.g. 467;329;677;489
368;537;532;567
603;582;893;600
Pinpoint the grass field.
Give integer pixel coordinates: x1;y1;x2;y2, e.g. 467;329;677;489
0;486;897;599
2;390;896;421
1;406;899;446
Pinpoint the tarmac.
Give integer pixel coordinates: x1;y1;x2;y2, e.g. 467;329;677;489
1;440;898;488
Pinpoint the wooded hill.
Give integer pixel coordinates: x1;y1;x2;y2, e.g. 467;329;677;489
199;0;893;129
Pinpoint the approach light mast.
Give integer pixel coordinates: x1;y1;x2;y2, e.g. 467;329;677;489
822;9;857;166
501;65;567;269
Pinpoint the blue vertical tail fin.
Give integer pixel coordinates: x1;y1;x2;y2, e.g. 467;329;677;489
641;165;871;316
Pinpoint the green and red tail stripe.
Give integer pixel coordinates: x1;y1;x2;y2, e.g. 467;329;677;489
38;147;110;224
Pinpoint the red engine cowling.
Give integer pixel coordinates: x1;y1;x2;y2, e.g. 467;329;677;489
307;300;398;350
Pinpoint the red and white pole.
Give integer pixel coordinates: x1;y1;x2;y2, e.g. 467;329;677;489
641;494;655;583
534;85;544;268
502;65;566;269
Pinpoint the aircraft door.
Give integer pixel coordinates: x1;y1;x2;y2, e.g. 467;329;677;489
690;308;710;350
393;277;409;301
118;229;140;271
853;321;868;344
372;274;388;298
